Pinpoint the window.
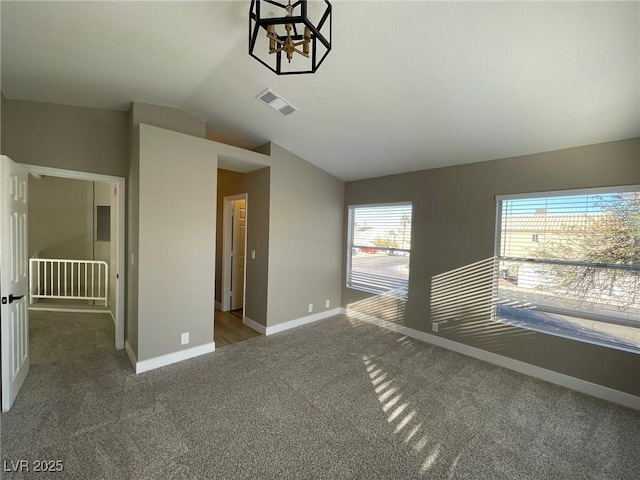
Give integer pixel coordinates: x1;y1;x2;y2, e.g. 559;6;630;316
495;186;640;352
347;203;412;299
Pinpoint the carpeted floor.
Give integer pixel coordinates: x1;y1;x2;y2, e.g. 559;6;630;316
1;311;639;479
28;309;115;365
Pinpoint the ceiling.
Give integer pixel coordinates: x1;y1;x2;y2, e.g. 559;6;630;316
2;1;639;181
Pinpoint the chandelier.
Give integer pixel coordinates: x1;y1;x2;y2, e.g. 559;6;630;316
249;0;332;75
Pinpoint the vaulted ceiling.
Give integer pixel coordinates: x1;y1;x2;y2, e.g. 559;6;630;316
2;1;639;181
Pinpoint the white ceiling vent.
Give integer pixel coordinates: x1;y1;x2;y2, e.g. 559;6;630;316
256;89;299;117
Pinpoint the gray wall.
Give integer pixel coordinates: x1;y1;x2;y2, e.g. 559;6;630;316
126;102;207;357
265;143;344;326
127;104;271;361
205;128;253;150
343;137;640;396
215;167;271;326
244;167;270;326
28;176;93;260
1;98;128;177
132;102;205;139
136;124;219;361
127;110;270;361
127;110;140;355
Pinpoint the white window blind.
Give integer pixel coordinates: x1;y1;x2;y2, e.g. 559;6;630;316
494;187;640;352
347;203;412;299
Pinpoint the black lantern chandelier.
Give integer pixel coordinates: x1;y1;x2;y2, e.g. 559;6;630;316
249;0;332;75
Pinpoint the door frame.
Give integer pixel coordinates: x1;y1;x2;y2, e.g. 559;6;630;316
21;164;126;350
221;193;248;313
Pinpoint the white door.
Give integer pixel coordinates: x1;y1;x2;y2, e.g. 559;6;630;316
231;199;246;310
1;156;29;412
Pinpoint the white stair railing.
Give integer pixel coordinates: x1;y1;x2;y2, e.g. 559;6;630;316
29;258;108;307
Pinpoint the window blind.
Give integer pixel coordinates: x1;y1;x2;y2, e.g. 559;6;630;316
494;187;640;351
347;203;412;300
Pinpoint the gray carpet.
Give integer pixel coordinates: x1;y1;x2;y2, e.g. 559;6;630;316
28;310;114;365
1;311;639;479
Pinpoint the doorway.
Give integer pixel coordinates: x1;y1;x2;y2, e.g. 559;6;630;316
21;164;126;350
215;192;261;348
221;193;247;316
1;159;126;412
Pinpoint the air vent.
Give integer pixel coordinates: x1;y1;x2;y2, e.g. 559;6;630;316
278;105;296;116
256;89;299;117
260;91;278;104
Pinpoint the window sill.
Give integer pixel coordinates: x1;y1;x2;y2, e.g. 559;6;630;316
493;314;640;355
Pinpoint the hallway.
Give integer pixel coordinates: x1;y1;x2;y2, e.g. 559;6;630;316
214;309;260;348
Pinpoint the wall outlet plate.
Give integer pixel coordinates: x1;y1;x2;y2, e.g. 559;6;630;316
181;332;189;345
326;300;330;308
432;323;439;333
308;303;313;313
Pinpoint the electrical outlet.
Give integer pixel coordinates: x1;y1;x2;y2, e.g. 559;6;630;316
181;332;189;345
251;250;256;259
325;299;330;308
308;303;313;313
432;323;439;333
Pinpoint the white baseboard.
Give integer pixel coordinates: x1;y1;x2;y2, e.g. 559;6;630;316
266;308;342;336
133;342;216;374
125;340;138;371
215;301;222;311
242;308;342;337
346;308;640;411
243;316;266;335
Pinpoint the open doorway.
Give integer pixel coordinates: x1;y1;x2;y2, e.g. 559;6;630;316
214;167;267;348
222;194;247;316
22;164;125;350
2;160;125;411
217;193;259;347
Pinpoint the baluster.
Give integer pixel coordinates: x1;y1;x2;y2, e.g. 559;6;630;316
105;263;108;304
